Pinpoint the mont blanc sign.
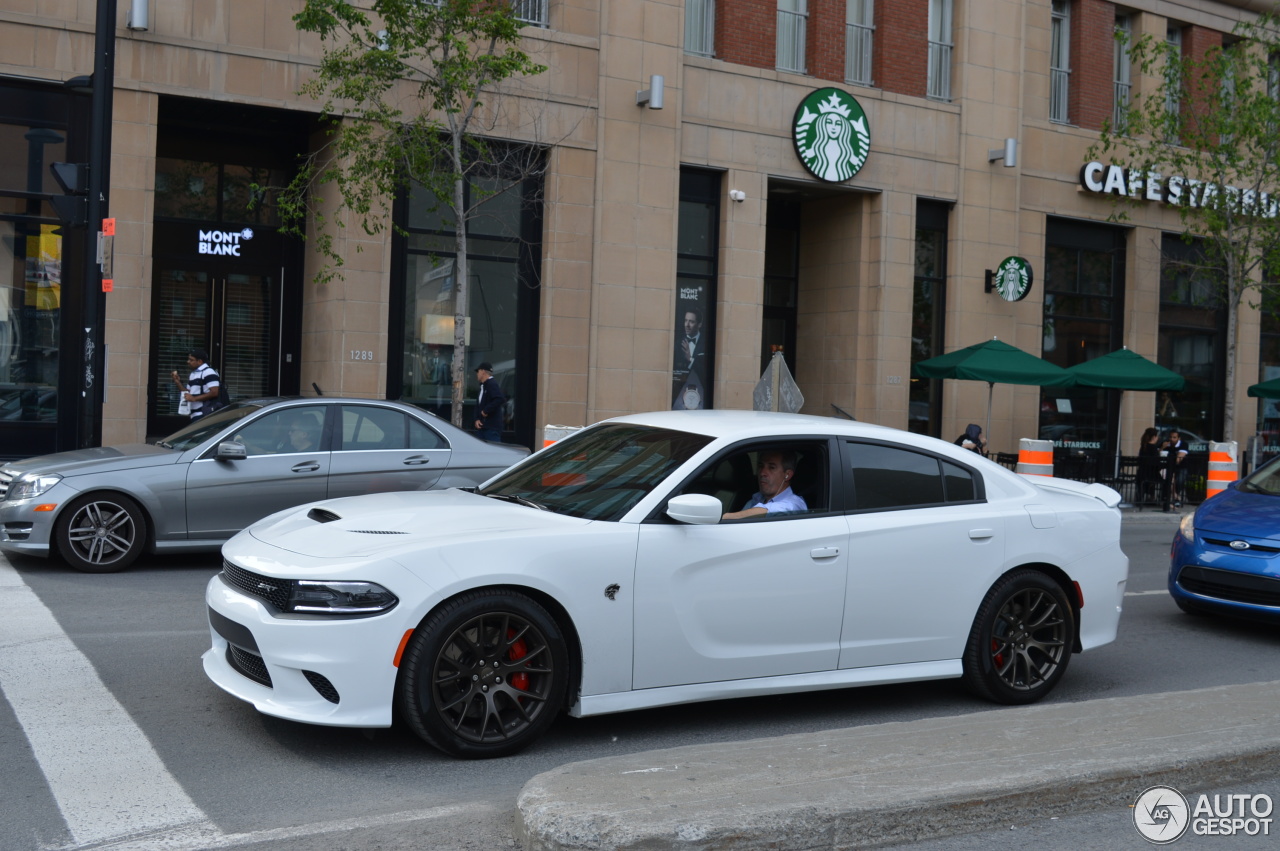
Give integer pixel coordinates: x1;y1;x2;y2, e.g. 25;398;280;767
1080;160;1280;217
793;88;871;183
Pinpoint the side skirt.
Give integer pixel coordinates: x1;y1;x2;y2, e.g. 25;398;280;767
570;659;963;718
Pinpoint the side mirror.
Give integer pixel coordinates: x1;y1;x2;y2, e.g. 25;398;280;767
666;493;723;525
216;441;248;461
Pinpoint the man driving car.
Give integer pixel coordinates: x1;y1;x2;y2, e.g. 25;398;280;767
722;449;807;520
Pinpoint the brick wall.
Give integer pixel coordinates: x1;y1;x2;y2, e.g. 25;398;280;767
1182;24;1224;139
875;0;927;98
808;0;846;81
717;0;776;70
1068;0;1116;131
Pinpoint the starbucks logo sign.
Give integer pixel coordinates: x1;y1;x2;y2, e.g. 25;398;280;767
793;88;871;183
994;256;1033;302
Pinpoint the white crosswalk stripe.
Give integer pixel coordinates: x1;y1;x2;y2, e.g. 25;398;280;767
0;555;214;847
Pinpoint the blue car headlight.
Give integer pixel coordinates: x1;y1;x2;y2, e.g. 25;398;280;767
7;474;62;502
287;580;398;615
1178;512;1195;544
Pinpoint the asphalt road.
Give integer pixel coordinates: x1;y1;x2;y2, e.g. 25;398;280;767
3;512;1280;850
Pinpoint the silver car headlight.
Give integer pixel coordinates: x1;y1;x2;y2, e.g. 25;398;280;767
1178;512;1195;544
7;474;62;502
287;580;398;615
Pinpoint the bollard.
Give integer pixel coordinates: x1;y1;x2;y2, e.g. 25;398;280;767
1206;440;1238;502
1015;438;1054;477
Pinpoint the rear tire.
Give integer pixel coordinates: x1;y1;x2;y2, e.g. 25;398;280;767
55;493;147;573
397;590;568;758
962;570;1074;705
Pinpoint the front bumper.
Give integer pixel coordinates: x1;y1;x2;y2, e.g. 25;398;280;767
1169;529;1280;620
203;566;427;728
0;486;72;558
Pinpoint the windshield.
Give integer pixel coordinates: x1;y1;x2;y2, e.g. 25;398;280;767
1239;456;1280;496
157;404;261;451
479;423;713;520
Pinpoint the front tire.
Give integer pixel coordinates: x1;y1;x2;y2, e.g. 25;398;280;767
962;570;1074;704
397;590;568;758
55;493;147;573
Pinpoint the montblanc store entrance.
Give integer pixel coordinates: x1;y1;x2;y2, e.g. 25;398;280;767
147;221;301;436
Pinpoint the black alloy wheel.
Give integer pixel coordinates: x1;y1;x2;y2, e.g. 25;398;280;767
962;570;1073;704
398;590;567;758
55;493;147;573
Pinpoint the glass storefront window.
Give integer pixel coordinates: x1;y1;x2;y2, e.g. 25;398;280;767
1158;235;1225;451
1256;287;1280;456
0;205;60;424
675;170;720;410
910;201;948;436
1039;221;1125;455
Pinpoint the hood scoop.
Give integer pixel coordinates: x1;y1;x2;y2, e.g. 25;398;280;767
308;507;342;523
348;529;409;535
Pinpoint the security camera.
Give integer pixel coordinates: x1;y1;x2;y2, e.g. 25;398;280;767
728;189;746;202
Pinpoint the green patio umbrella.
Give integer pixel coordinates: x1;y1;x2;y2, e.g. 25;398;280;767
1066;347;1185;481
1248;376;1280;400
1065;346;1185;391
912;337;1076;441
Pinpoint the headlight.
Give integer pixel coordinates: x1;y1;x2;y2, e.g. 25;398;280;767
287;580;398;615
1178;512;1195;543
7;474;62;502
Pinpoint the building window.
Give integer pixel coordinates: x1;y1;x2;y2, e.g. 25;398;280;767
1165;24;1183;134
1040;219;1126;456
778;0;808;74
673;170;720;410
1159;234;1226;450
393;149;543;445
1114;14;1132;131
910;201;948;437
511;0;547;27
846;0;874;86
1257;287;1280;457
685;0;714;57
1050;0;1070;123
927;0;953;101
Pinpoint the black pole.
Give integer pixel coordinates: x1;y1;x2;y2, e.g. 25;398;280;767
81;0;116;448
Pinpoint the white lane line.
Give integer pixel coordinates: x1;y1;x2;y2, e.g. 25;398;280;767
81;803;487;851
0;555;214;847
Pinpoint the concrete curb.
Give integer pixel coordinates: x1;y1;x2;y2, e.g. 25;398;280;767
516;681;1280;850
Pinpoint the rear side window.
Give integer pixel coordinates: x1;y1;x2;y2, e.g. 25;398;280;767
846;442;977;510
340;406;406;451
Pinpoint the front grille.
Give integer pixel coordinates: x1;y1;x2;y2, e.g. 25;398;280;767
0;469;14;501
303;670;340;703
221;560;293;610
1178;565;1280;608
227;644;273;687
2;523;33;541
1202;537;1280;554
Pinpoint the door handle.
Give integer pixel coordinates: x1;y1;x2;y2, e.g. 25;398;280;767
291;461;321;473
402;456;432;466
811;547;840;559
969;528;995;539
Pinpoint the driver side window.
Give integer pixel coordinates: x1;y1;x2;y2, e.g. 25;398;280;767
681;442;830;519
230;406;327;456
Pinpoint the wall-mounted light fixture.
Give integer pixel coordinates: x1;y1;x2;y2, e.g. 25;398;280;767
987;138;1017;168
728;189;746;202
636;75;664;109
126;0;149;31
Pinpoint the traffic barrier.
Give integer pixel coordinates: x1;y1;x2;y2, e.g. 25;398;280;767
542;424;580;447
1206;440;1238;501
1015;438;1054;477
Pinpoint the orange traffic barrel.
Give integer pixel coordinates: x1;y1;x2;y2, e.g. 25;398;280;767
1015;438;1054;477
1206;441;1238;501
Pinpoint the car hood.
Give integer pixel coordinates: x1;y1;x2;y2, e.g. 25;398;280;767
2;444;178;477
1195;487;1280;541
247;488;592;559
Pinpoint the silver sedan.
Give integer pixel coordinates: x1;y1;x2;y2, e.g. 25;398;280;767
0;398;528;572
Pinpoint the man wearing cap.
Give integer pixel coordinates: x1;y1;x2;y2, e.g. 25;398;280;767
472;362;506;442
170;348;221;420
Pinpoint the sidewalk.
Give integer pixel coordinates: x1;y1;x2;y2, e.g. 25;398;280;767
516;680;1280;850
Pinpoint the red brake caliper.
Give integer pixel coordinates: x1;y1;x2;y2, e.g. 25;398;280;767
991;639;1004;668
507;628;529;691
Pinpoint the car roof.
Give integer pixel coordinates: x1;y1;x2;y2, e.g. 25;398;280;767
601;409;902;442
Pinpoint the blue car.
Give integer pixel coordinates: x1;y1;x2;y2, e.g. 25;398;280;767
1169;456;1280;620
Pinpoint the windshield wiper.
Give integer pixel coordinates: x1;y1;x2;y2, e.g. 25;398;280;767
484;492;546;510
155;440;174;449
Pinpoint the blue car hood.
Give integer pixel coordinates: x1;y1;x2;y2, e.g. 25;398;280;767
1196;486;1280;542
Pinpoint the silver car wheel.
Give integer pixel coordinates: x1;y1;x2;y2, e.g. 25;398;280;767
56;493;146;573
